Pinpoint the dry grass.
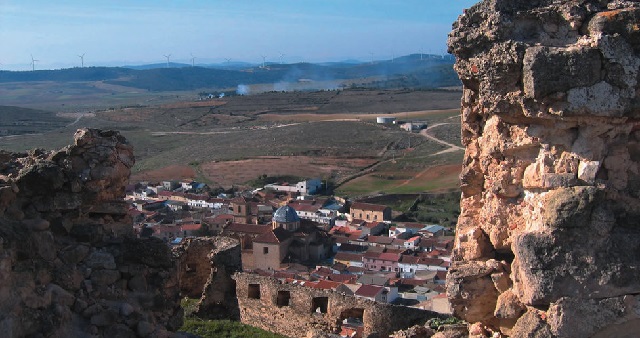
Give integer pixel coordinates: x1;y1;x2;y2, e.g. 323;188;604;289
199;156;377;188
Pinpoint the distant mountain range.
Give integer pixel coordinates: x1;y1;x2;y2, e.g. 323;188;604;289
0;54;459;92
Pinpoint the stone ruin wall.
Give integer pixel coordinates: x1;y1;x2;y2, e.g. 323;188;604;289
233;272;447;338
173;236;242;320
447;1;640;337
0;129;182;337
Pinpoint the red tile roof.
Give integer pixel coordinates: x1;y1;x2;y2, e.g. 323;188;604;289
399;222;427;229
348;231;364;241
346;266;366;273
435;271;448;280
181;223;201;231
378;252;400;262
254;227;291;244
368;236;394;245
364;251;381;259
225;223;271;234
400;255;420;264
398;278;428;286
355;284;384;298
292;203;321;212
310;280;341;290
329;274;357;283
419;258;445;266
391;239;406;246
334;252;364;262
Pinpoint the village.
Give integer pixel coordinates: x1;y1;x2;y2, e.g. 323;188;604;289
127;175;454;334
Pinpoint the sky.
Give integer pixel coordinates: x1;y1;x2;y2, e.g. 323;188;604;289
0;0;479;70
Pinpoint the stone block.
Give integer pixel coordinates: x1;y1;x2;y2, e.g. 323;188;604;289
542;173;577;189
91;269;121;287
86;250;116;270
494;290;526;319
578;161;601;184
523;46;602;99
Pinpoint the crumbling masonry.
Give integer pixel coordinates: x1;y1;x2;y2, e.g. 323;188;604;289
447;1;640;337
233;272;447;338
0;129;182;337
173;236;242;320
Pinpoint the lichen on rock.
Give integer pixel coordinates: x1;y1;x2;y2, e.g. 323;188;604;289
447;1;640;336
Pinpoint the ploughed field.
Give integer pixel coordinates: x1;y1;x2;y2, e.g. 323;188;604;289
0;89;463;195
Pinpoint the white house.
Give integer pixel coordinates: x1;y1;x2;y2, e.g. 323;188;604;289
354;284;398;303
403;235;421;250
265;178;322;196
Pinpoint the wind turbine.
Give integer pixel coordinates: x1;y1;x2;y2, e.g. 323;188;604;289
30;54;39;71
260;55;266;68
279;52;285;65
369;52;374;65
420;48;424;61
78;53;85;68
190;53;196;67
163;54;171;68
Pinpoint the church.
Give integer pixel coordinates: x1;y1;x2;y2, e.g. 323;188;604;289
251;205;333;271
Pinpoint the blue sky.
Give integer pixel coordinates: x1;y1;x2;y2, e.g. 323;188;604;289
0;0;478;70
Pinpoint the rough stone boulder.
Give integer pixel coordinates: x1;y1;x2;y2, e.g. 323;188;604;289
0;129;182;337
447;1;640;337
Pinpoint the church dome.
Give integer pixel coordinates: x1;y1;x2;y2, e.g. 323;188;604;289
273;205;300;223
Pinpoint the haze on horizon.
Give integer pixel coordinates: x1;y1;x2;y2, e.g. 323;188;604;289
0;0;478;71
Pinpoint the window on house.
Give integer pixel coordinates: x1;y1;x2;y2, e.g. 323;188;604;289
263;247;269;254
359;213;362;219
312;297;328;314
277;291;291;307
366;214;370;220
248;284;261;299
374;215;378;220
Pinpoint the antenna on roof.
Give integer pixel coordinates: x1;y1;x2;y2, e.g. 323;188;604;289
30;54;39;71
78;53;85;68
163;54;171;68
190;53;196;67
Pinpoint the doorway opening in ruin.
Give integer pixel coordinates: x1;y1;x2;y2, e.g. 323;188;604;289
311;297;328;314
248;284;261;299
337;308;365;338
277;291;291;307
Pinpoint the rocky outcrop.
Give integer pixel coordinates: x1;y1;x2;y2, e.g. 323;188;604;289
447;1;640;337
173;236;241;319
0;129;182;337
